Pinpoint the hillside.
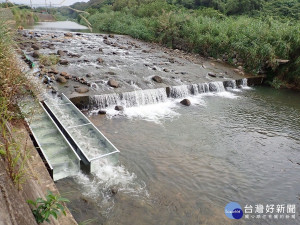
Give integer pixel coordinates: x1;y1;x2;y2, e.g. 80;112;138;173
58;0;300;89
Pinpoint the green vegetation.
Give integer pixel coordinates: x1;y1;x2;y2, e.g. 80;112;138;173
58;0;300;89
0;4;38;25
0;23;31;190
27;191;69;224
39;54;60;66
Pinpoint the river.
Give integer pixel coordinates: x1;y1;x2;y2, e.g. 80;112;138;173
28;22;300;224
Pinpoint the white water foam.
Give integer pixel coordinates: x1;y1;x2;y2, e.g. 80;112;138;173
74;159;149;214
105;100;179;124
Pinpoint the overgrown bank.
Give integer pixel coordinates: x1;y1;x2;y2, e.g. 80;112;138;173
63;0;300;89
0;23;76;225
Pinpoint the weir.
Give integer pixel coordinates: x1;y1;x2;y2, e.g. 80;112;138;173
43;94;120;173
89;78;251;109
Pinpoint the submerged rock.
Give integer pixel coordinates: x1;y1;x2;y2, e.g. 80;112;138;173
152;75;162;83
180;99;191;106
110;187;118;195
75;87;89;93
97;57;104;63
208;72;217;77
59;59;69;65
115;105;124;111
98;110;107;115
57;50;65;56
108;79;119;88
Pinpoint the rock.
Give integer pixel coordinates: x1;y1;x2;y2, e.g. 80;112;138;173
237;66;243;71
86;73;92;78
60;72;68;77
110;187;118;195
56;76;67;83
152;67;157;71
49;69;58;74
75;87;89;93
98;110;107;115
97;57;104;63
64;32;73;37
59;59;69;65
163;68;169;72
32;44;40;50
166;87;171;97
152;75;162;83
108;34;114;38
115;105;124;111
51;89;57;94
208;72;216;77
107;71;116;75
108;79;119;88
32;51;40;58
180;99;191;106
99;48;103;52
57;50;65;56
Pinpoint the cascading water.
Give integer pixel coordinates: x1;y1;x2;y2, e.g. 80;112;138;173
209;81;226;92
90;79;248;110
241;78;248;87
91;88;168;109
168;85;191;98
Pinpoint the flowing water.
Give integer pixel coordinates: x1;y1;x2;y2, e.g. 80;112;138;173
56;86;300;225
27;21;300;225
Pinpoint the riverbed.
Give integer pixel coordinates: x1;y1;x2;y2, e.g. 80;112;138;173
23;22;300;225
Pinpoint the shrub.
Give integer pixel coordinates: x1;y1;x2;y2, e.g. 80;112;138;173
27;191;69;224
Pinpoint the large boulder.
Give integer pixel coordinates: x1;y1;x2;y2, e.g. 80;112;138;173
56;77;67;83
108;79;119;88
180;99;191;106
75;87;89;93
152;75;162;83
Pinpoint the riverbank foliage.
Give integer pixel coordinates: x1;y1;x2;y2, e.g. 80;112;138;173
0;3;38;25
0;23;31;189
61;0;300;88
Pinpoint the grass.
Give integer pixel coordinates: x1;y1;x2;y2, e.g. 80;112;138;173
79;1;300;88
39;54;60;66
0;22;31;189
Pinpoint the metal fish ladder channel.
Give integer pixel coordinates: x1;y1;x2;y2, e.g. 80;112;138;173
43;93;120;173
26;102;81;181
